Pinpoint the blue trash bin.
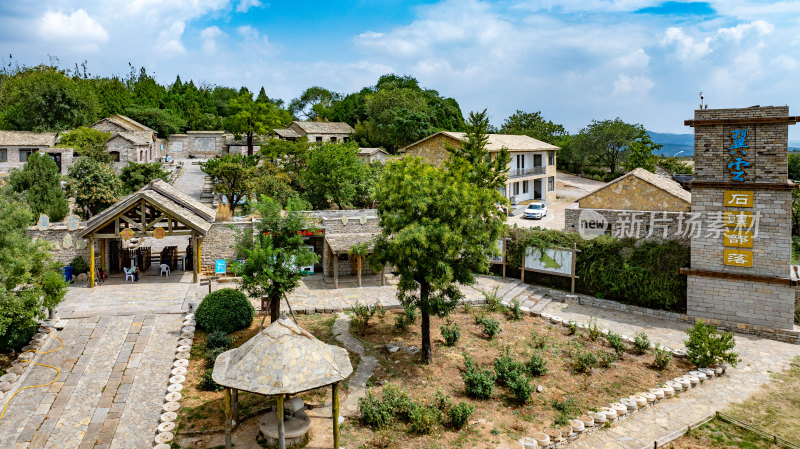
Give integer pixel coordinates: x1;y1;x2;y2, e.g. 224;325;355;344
61;266;73;283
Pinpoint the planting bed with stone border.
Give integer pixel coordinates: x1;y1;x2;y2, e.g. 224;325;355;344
0;323;58;406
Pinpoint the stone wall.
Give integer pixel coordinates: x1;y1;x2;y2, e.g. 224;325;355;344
26;224;89;266
402;134;459;166
578;175;690;212
687;275;795;329
564;208;689;242
199;222;252;270
167;132;226;158
106;136;141;164
0;146;70;174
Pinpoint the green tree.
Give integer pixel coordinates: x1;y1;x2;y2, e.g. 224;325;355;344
129;67;166;109
211;86;239;117
66;157;123;218
87;76;132;117
499;110;567;145
200;154;258;216
289;86;342;120
789;153;800;180
576;118;643;175
124;105;186;138
371;114;507;363
554;134;592;174
300;141;367;209
0;196;68;351
234;197;318;323
622;130;662;173
8;152;69;222
119;161;171;193
55;126;112;163
250;162;297;207
446;110;511;189
259;138;311;192
225;92;291;155
0;65;99;132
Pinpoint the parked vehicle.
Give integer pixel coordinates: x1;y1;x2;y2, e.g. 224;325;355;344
523;202;547;219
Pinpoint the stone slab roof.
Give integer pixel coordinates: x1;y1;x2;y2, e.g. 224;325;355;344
325;233;378;254
357;148;388;156
148;179;216;221
212;315;352;395
0;131;57;146
274;128;301;139
115;131;154;146
400;131;560;153
576;167;692;205
291;121;355;135
92;114;154;133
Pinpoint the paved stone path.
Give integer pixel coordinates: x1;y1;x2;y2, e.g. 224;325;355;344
171;158;206;202
541;301;800;449
332;313;377;417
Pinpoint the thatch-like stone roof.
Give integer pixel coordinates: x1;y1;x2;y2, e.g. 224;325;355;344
399;131;560;153
325;233;377;254
290;121;355;135
0;131;58;146
274;128;301;139
576;167;691;205
212;315;352;395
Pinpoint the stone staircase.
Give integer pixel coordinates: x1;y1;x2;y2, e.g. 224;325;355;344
495;280;552;314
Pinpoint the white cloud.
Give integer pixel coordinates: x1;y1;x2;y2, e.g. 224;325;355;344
236;0;262;13
237;25;276;55
612;74;654;96
662;27;712;61
158;21;186;54
39;9;108;52
200;26;224;53
716;20;774;41
615;48;650;69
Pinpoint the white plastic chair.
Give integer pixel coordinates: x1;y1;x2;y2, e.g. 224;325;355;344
124;267;135;282
160;264;170;277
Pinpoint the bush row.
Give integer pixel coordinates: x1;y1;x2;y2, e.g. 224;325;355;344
359;385;474;433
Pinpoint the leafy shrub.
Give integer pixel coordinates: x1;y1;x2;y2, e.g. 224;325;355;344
462;354;496;400
195;288;254;333
599;351;617;368
685;321;740;368
0;319;37;353
394;302;416;331
572;351;599;373
526;352;548;377
352;302;385;334
566;320;578;335
381;385;417;422
206;331;231;350
531;333;549;350
199;368;224;391
653;346;672;370
605;331;625;356
359;391;394;429
432;388;451;412
633;331;651;355
69;256;89;275
440;321;461;346
551;397;579;425
204;347;227;368
409;405;443;434
493;347;525;386
120;161;170;194
447;401;474;429
587;318;601;341
508;300;523;321
482;286;504;312
477;317;501;339
508;373;534;404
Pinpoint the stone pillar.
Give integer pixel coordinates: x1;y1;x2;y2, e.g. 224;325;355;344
684;106;798;330
333;254;339;289
192;234;199;283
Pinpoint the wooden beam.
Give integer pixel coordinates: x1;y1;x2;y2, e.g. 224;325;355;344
232;389;240;424
145;212;166;231
332;383;340;449
277;395;286;449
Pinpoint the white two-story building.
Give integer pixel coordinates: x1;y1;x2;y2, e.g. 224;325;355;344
399;131;559;204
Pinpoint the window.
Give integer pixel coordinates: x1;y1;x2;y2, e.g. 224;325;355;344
522;180;529;194
548;176;555;192
110;151;121;162
330;136;337;142
0;148;7;162
548;151;554;165
513;182;520;195
315;136;323;142
19;148;36;162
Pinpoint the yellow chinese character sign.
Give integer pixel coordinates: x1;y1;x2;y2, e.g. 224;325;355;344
120;228;134;240
153;227;166;239
723;249;753;267
723;230;753;248
723;191;753;208
723;211;754;228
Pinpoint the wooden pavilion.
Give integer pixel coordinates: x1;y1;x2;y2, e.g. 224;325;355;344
78;179;215;286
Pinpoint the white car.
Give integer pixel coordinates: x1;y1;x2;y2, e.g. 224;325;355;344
523;202;547;219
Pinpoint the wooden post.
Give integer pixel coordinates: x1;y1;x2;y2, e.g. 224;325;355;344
357;255;362;287
100;239;106;277
570;243;577;295
502;238;507;279
332;382;340;449
333;254;339;289
380;266;386;286
197;236;203;278
191;234;198;283
276;394;286;449
520;246;525;284
89;236;96;288
224;388;232;449
232;389;240;424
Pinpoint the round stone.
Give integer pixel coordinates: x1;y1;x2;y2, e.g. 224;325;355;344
699;368;715;378
662;385;675;397
154;444;171;449
163;401;180;412
684;374;700;386
184;313;195;320
630;395;647;408
643;392;656;403
181;326;195;333
621;398;637;411
160;411;177;422
158;421;176;433
165;392;182;402
540;313;552;320
578;415;594;427
532;432;550;446
0;381;12;392
0;373;18;383
675;377;691;389
592;411;607;423
610;402;627;415
600;407;617;420
715;366;724;375
154;432;174;444
7;365;25;375
178;338;193;347
666;380;683;392
569;419;585;432
180;332;195;339
176;345;191;353
175;351;191;360
689;371;707;382
171;367;187;376
650;388;664;400
672;349;688;358
173;359;189;368
169;375;185;384
167;383;183;393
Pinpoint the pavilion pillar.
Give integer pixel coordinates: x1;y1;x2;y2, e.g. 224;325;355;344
89;236;95;288
100;239;106;277
332;382;340;449
224;388;232;449
333;254;339;289
197;236;203;276
232;389;240;424
380;267;385;286
357;255;362;288
277;394;286;449
191;234;198;283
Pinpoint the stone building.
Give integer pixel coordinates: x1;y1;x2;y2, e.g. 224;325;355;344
0;131;73;174
90;114;159;165
357;148;389;163
275;121;355;143
166;131;226;158
399;131;560;204
564;167;691;240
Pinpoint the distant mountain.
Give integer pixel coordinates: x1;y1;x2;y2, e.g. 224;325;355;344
647;131;694;156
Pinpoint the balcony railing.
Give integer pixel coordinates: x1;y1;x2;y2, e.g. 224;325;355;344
509;166;546;178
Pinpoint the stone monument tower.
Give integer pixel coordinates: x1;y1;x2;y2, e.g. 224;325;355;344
683;106;798;332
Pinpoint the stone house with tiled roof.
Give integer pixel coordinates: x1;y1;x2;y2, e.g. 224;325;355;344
91;114;159;165
399;131;560;204
0;131;73;174
275;121;355;143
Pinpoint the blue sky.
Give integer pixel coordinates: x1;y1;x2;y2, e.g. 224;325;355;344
1;0;799;139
